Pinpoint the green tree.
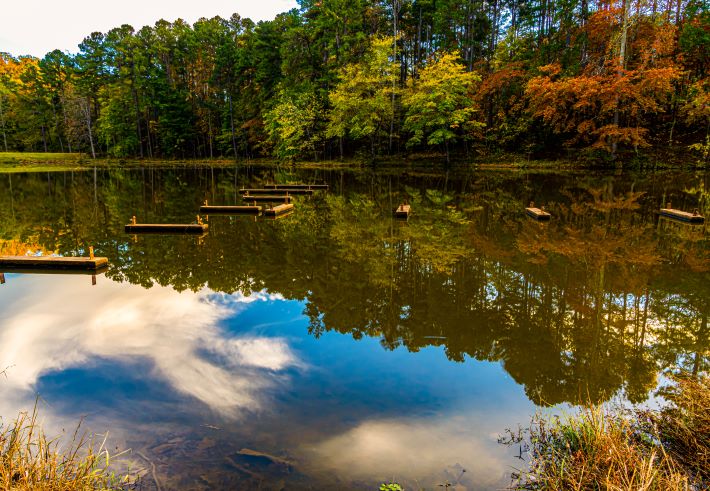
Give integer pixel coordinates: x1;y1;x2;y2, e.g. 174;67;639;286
264;89;325;161
326;37;398;159
402;51;482;161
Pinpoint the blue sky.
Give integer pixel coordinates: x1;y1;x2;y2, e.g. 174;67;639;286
0;0;298;57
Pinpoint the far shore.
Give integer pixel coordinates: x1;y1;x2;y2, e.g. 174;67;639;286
0;150;704;173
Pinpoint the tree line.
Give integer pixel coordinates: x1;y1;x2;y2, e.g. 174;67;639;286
0;0;707;162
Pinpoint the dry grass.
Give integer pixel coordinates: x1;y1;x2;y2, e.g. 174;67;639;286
650;374;710;485
0;404;132;490
503;374;710;490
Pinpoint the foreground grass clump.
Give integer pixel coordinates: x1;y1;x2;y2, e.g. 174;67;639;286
0;406;131;490
503;374;710;490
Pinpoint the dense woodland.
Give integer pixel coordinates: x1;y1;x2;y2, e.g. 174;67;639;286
0;0;708;162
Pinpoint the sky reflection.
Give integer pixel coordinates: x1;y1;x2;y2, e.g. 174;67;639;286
0;271;535;489
0;274;299;419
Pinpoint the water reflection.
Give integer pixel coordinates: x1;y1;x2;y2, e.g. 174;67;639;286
0;274;298;416
0;167;708;489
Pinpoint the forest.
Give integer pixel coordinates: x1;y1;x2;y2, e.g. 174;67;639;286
0;0;707;163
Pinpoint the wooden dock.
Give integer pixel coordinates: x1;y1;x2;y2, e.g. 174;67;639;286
263;203;295;216
526;207;551;220
0;255;108;271
200;205;261;214
394;204;411;218
243;195;293;203
264;184;328;190
240;188;314;195
125;223;208;234
659;208;705;223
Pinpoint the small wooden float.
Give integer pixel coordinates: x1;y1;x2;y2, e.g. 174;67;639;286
243;195;293;203
263;203;295;217
200;205;262;215
125;216;208;234
0;255;108;271
240;188;313;195
394;204;411;219
526;206;551;220
659;208;705;224
264;184;328;190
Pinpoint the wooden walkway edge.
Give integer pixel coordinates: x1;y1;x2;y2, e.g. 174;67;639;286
526;207;551;220
659;208;705;223
0;255;108;271
240;188;313;195
395;204;411;218
200;205;261;214
243;195;293;203
264;184;328;190
125;224;208;234
263;203;295;216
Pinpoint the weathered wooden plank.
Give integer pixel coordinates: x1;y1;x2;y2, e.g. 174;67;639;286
125;223;208;234
394;204;411;218
200;205;261;214
243;195;293;203
526;207;551;220
659;208;705;223
263;203;295;216
264;184;328;190
0;255;108;270
240;188;313;195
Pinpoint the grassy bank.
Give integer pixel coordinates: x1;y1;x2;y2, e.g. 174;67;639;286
502;374;710;490
0;150;675;173
2;150;704;174
0;405;132;490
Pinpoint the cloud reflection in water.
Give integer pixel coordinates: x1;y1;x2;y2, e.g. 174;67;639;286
0;274;299;418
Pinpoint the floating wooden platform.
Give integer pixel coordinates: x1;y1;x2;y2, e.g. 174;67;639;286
526;207;551;220
0;255;108;271
659;208;705;223
125;223;208;234
264;184;328;190
243;195;293;203
240;188;314;195
263;203;295;216
200;205;261;214
394;204;411;218
0;266;108;276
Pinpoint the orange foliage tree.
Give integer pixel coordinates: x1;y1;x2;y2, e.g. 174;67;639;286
525;2;682;155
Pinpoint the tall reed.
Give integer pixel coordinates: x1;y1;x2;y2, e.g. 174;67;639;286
0;404;132;490
502;374;710;490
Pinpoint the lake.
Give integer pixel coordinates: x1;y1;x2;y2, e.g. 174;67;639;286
0;165;708;490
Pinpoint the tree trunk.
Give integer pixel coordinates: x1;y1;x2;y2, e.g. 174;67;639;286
612;0;629;160
0;95;8;152
133;86;144;158
83;97;96;159
229;93;238;163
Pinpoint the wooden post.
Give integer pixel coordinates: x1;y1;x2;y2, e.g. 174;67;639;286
89;246;95;260
0;273;5;285
92;274;97;286
132;215;137;225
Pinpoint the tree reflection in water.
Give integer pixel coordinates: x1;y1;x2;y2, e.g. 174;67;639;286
0;167;707;407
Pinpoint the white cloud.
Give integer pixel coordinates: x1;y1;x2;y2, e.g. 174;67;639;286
0;0;299;57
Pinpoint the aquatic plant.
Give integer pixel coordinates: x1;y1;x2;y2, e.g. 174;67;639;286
0;404;133;490
502;374;710;490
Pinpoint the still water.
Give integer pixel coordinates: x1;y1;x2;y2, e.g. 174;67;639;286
0;166;708;490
